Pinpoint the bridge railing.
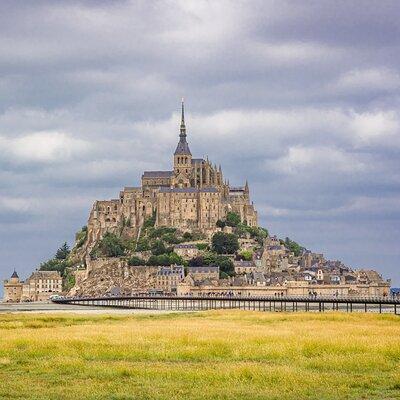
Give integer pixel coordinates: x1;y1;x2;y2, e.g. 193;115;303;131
53;294;400;314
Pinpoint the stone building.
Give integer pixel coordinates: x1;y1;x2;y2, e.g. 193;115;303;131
173;243;200;260
154;265;185;293
84;101;258;251
187;266;220;281
22;271;63;302
3;270;63;303
3;271;23;303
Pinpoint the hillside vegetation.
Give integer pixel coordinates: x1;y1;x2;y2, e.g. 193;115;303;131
0;311;399;399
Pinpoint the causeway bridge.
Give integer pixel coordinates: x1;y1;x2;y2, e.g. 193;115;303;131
53;295;400;314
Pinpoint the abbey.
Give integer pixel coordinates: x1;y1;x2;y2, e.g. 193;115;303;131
86;101;258;247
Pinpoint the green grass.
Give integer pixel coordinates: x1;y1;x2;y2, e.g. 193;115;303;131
0;311;399;399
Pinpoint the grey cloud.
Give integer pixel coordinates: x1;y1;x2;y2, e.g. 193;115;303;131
0;0;399;290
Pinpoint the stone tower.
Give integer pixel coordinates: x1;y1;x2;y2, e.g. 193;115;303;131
172;99;192;188
3;270;23;303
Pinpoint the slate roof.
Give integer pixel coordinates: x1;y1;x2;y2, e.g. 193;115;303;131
157;266;184;276
159;187;198;193
142;171;174;178
174;137;192;155
175;244;198;249
188;266;219;273
159;187;218;193
191;158;205;164
11;270;19;279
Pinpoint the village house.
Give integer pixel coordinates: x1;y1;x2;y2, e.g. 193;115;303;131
173;244;200;260
154;265;184;293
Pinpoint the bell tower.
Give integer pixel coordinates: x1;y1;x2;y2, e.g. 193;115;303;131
172;99;192;188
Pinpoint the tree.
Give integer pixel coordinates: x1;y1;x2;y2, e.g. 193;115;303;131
226;212;241;227
151;240;167;256
39;257;71;276
189;256;204;267
168;252;184;265
211;232;239;254
55;242;70;260
284;237;303;257
146;252;184;266
199;252;235;277
214;256;234;276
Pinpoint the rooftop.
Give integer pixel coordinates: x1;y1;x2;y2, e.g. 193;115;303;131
142;171;174;178
159;187;219;193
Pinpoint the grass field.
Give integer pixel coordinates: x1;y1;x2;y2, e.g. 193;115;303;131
0;311;399;400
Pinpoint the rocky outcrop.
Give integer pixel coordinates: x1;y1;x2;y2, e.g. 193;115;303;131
69;258;158;297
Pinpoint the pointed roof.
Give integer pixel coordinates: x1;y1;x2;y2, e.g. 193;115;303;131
174;99;192;155
11;270;19;279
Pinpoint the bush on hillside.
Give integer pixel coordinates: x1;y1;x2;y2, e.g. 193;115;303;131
96;232;127;257
211;232;239;254
128;255;146;266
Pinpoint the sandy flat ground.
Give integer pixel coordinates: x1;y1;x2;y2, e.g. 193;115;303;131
0;301;183;314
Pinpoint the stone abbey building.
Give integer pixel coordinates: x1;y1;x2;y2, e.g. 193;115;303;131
86;102;257;248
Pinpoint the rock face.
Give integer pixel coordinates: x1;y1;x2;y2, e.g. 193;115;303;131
69;258;158;297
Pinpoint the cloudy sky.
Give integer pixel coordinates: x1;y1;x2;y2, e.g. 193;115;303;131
1;0;399;291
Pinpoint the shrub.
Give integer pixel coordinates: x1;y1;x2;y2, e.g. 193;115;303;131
97;232;127;257
63;272;76;291
196;243;208;251
151;240;167;256
162;233;180;244
75;226;88;248
226;212;241;227
143;213;156;229
146;252;184;266
216;219;226;229
182;232;193;241
188;253;235;276
285;237;303;257
239;250;253;261
128;256;146;266
189;256;204;267
136;237;150;252
149;227;177;239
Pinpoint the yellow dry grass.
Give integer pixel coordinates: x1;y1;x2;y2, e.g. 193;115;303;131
0;311;399;399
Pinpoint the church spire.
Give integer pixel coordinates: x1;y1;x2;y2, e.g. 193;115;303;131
174;99;191;155
180;98;186;138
